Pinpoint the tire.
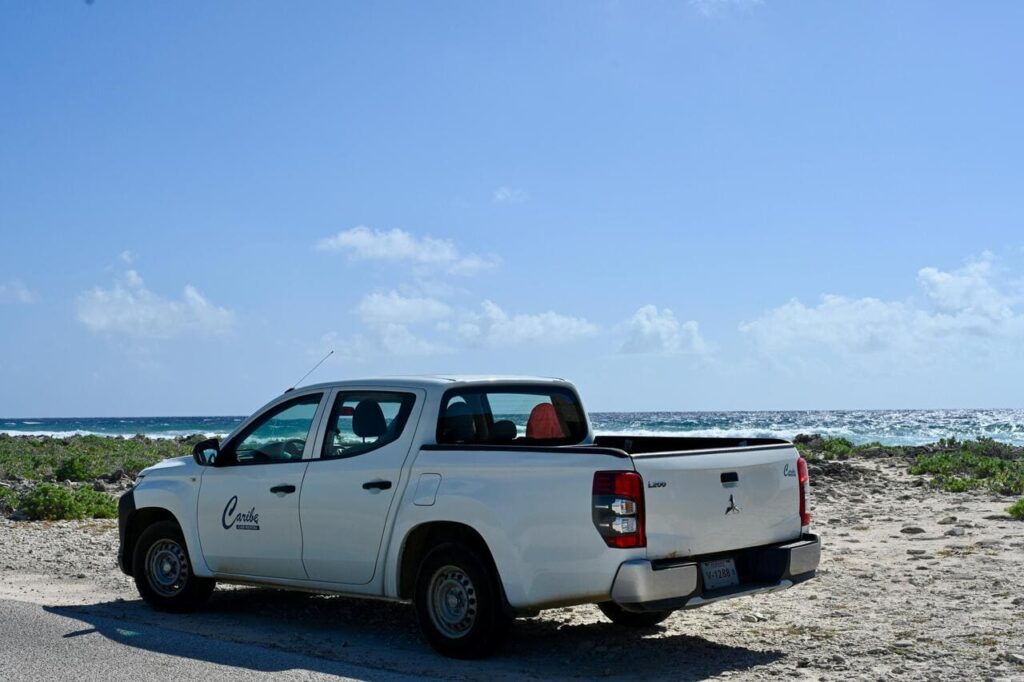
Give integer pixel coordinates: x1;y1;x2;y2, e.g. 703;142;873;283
132;520;215;613
598;601;674;628
414;542;512;659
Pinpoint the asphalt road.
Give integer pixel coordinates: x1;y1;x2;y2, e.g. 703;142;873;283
0;599;423;682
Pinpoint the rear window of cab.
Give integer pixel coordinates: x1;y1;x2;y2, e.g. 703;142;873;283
436;386;588;446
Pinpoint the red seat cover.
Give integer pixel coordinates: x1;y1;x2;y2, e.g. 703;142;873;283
526;403;564;439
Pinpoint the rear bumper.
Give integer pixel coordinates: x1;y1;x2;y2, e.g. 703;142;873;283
610;533;821;612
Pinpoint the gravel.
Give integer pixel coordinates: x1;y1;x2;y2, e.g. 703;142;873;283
1;456;1023;681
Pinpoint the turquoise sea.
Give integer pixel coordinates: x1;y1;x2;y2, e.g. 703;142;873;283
3;410;1024;446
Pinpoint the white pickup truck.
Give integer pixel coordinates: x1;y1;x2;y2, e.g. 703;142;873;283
118;375;820;658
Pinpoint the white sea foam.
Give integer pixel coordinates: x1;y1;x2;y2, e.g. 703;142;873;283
3;409;1024;445
0;429;231;440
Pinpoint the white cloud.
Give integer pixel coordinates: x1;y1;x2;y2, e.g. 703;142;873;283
917;251;1013;322
348;324;447;357
0;280;36;304
493;186;529;204
317;228;601;354
621;305;707;355
320;324;447;360
689;0;763;17
355;291;452;326
329;296;598;357
458;300;597;347
77;270;234;338
329;291;453;358
119;250;134;264
372;323;447;356
316;226;497;275
741;295;916;356
740;254;1024;361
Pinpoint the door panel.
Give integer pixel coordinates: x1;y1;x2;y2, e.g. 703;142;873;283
197;463;309;578
300;389;423;584
197;391;325;580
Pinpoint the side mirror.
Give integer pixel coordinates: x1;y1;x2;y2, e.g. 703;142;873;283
192;438;220;466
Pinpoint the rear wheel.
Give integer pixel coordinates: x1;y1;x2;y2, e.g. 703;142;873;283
414;543;511;659
598;601;674;628
132;520;215;612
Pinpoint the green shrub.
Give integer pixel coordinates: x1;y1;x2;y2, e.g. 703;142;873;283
15;483;117;521
73;486;117;519
939;478;978;493
1008;499;1024;520
820;437;854;459
795;436;856;460
0;487;17;512
960;437;1018;460
910;451;1024;495
55;455;102;481
17;484;80;520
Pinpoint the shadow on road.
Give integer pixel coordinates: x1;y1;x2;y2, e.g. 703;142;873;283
45;588;784;680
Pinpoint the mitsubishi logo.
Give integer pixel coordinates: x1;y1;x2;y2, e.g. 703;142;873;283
725;494;741;515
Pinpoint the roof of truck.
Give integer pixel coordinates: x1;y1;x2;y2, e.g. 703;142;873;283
296;374;572;392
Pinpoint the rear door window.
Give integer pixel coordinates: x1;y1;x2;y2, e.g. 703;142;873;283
437;386;587;446
321;391;416;459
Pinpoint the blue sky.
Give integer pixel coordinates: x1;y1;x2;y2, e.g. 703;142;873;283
2;1;1024;416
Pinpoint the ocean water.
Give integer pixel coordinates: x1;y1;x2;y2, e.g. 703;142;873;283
3;409;1024;445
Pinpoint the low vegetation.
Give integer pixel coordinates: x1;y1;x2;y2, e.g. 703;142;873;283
0;433;202;482
0;433;205;521
796;435;1024;496
0;486;17;512
8;483;117;521
909;451;1024;496
1;432;1021;521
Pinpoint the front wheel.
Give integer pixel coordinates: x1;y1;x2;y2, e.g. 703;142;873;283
132;520;215;612
414;543;511;659
598;601;674;628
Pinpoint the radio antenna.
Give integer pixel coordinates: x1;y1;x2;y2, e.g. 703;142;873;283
287;350;334;392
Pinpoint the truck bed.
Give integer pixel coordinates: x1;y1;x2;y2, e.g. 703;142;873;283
593;435;789;454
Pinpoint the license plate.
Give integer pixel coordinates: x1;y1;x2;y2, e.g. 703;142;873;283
701;558;739;590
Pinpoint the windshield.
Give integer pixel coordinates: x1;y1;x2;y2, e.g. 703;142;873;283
436;385;588;446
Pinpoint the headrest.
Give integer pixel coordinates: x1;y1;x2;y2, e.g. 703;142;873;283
442;402;477;442
353;400;387;439
526;403;565;439
492;420;518;441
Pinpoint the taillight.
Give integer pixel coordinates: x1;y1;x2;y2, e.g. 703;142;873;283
592;471;646;548
797;456;811;530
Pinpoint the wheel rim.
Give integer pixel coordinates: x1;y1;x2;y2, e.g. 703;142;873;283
427;564;478;639
145;539;189;597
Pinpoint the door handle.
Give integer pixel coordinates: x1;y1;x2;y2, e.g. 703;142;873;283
270;484;296;495
362;480;392;491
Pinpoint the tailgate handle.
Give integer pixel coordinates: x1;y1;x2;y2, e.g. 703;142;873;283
720;472;739;484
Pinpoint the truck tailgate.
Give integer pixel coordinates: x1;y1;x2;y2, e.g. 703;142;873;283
631;444;803;559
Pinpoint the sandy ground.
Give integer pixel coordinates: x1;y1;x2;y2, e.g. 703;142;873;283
1;456;1022;681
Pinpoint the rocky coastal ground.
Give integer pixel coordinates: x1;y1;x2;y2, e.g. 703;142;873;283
1;446;1023;680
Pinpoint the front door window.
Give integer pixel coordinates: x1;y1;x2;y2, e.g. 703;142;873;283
222;395;322;465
